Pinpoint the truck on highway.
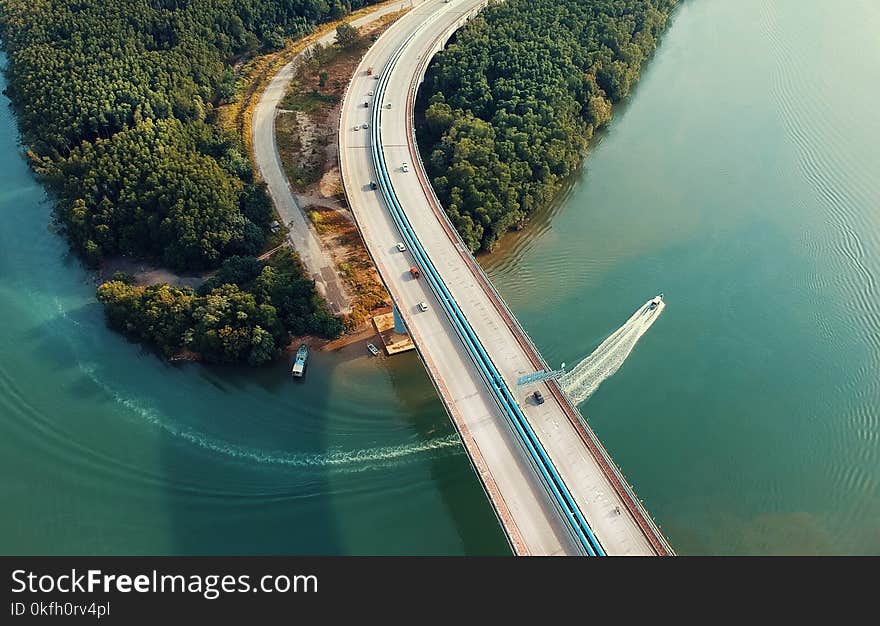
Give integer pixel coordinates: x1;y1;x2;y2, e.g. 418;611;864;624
409;267;420;279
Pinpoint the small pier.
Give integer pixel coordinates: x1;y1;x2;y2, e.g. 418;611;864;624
372;308;414;356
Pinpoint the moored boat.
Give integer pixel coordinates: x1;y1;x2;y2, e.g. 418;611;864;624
291;343;309;378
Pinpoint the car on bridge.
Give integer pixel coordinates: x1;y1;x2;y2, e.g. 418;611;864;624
409;266;420;279
402;162;409;172
417;301;429;312
396;242;406;252
532;390;545;405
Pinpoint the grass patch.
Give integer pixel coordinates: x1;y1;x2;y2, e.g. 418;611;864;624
282;87;340;113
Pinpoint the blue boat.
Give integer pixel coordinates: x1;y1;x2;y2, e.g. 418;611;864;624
291;343;309;377
367;343;381;356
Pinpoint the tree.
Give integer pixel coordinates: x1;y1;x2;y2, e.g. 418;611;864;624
417;0;675;252
334;23;362;50
94;249;343;364
1;0;361;365
264;27;286;51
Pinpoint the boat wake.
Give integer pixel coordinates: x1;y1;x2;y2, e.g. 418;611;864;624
559;297;665;405
50;291;464;474
76;359;462;473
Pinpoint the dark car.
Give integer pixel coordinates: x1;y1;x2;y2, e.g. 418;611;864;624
532;390;545;405
370;181;377;190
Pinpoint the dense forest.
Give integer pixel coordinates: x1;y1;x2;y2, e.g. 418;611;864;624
418;0;677;252
0;0;378;360
98;251;343;364
0;0;380;267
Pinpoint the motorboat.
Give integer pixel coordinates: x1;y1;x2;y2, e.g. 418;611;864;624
291;343;309;378
648;293;664;311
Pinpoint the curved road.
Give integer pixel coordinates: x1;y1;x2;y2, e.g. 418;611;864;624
252;1;413;315
337;0;672;555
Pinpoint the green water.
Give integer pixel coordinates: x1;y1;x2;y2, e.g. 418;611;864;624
2;0;879;555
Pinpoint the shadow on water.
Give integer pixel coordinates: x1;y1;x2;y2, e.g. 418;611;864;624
159;355;345;555
17;284;347;554
382;351;511;555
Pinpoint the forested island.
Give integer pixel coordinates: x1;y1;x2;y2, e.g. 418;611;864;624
418;0;677;253
0;0;376;363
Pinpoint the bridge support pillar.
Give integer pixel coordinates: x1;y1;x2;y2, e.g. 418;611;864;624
393;303;408;335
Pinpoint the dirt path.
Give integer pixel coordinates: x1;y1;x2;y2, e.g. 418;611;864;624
252;1;411;318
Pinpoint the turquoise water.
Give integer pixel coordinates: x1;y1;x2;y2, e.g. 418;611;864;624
1;0;878;555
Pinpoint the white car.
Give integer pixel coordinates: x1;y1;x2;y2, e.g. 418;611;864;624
417;301;429;312
402;162;409;172
386;103;392;109
396;242;406;252
362;123;369;129
368;90;374;96
353;125;359;131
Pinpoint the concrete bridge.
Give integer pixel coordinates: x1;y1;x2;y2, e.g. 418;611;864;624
337;0;673;555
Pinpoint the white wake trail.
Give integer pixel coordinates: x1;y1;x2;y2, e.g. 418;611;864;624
559;298;665;405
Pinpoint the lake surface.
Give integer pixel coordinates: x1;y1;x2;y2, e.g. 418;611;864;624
1;0;878;555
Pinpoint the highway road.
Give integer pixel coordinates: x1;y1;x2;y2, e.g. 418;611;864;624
338;0;672;555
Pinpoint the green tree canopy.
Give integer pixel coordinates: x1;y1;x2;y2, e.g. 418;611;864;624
418;0;676;252
334;23;362;50
96;251;343;364
0;0;361;364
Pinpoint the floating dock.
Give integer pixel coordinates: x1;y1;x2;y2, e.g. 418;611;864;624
372;311;414;355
